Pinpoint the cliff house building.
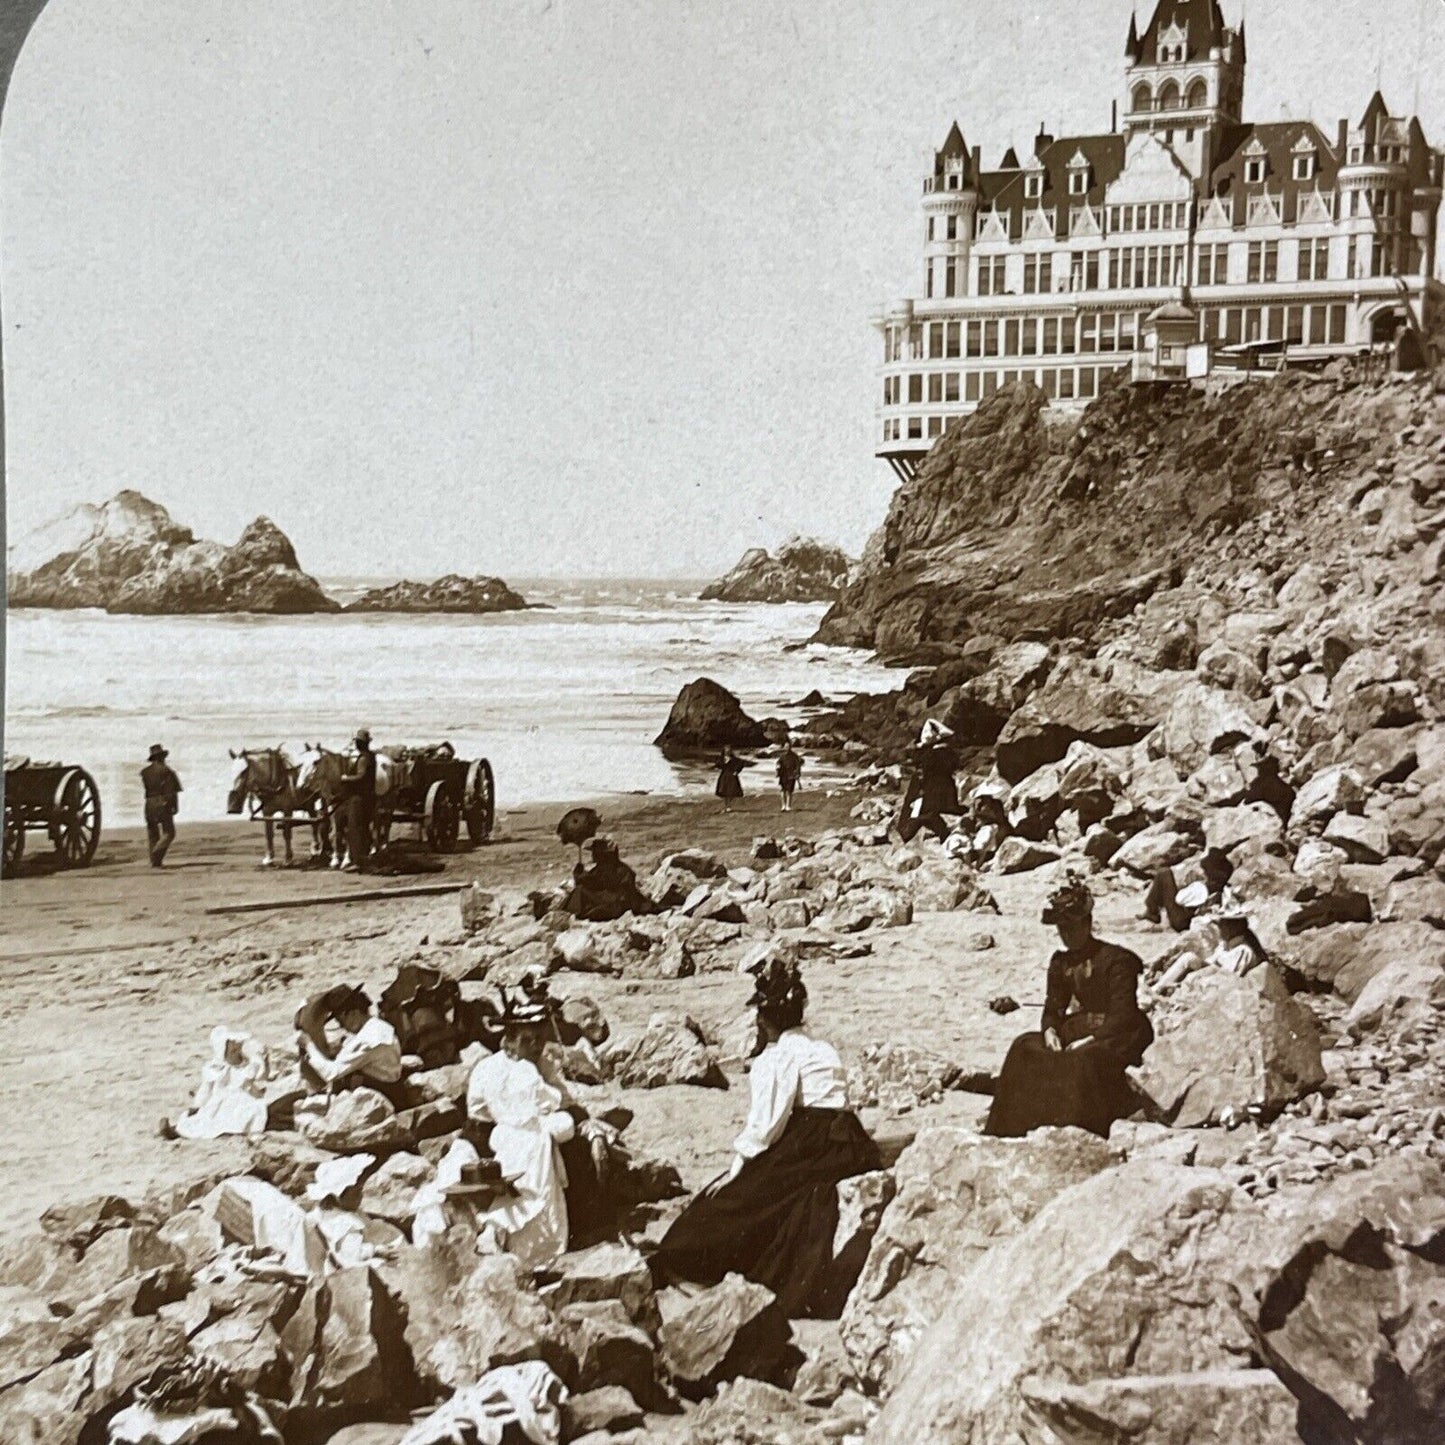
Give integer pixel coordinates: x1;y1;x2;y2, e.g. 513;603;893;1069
875;0;1445;479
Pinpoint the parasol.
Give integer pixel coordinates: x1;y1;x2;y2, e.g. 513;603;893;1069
556;806;601;863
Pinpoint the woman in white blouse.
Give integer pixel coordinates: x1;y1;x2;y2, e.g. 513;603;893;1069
648;956;879;1317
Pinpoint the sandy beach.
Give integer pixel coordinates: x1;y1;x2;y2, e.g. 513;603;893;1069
0;783;1156;1242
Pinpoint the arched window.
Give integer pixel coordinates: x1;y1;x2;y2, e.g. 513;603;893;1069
1132;82;1153;113
1186;77;1208;109
1159;80;1182;111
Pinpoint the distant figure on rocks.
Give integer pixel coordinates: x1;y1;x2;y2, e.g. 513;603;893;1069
294;985;406;1105
897;719;960;843
565;836;655;921
952;780;1011;865
985;875;1153;1140
336;727;378;872
1143;846;1234;931
1152;899;1267;995
715;747;751;813
140;743;182;867
777;742;803;812
648;956;879;1317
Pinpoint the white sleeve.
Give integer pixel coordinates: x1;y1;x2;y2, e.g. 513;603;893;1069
465;1063;494;1123
733;1048;801;1160
317;1028;400;1085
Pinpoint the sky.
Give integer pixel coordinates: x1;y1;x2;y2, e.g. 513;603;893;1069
2;0;1442;579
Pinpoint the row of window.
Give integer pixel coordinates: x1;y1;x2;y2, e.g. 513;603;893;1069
887;310;1149;366
1104;202;1192;233
880;364;1134;439
1203;302;1349;347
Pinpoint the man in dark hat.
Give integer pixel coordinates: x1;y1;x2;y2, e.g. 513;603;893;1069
336;728;378;873
140;743;183;867
294;984;405;1102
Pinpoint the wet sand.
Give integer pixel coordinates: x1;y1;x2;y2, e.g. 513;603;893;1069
0;785;1160;1241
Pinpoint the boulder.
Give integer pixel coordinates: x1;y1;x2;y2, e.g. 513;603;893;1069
1345;954;1445;1036
1381;873;1445;926
1137;967;1324;1127
869;1164;1269;1445
608;1013;727;1090
378;1239;566;1393
1349;725;1421;787
1386;774;1445;865
905;863;997;914
1250;1155;1445;1442
686;1377;831;1440
1203;803;1284;855
563;1384;645;1437
1289;765;1366;831
280;1265;411;1410
343;574;529;613
1197;641;1265;697
1111;826;1192;878
1284;921;1442;1001
840;1127;1115;1393
357;1153;433;1225
847;1044;961;1114
1154;682;1261;775
543;1243;656;1328
656;1274;793;1399
1020;1369;1301;1445
1005;765;1062;838
1322;812;1390;864
558;1299;659;1403
818;888;913;933
654;679;769;753
992;838;1060;874
698;538;852;603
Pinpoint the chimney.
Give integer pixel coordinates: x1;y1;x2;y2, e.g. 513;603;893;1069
1337;118;1348;157
970;144;982;177
1112;99;1119;133
1034;125;1054;158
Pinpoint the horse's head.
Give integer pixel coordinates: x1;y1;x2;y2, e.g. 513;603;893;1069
229;748;290;812
226;752;251;814
295;745;331;799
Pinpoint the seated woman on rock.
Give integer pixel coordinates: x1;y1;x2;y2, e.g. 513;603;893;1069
466;991;580;1268
1152;899;1266;995
564;836;656;922
295;985;406;1105
985;875;1153;1140
1143;846;1234;932
648;957;880;1317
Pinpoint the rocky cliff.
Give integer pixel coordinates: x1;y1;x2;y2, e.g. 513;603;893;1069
7;491;338;614
700;537;852;603
345;574;529;614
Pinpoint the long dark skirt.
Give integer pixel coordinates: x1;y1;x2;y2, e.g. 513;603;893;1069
649;1106;880;1318
984;1032;1139;1139
716;772;744;801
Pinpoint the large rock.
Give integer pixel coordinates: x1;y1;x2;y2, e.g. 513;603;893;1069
653;678;769;753
281;1265;411;1411
1137;966;1324;1127
343;574;529;613
1345;954;1445;1035
699;537;852;603
8;491;339;614
1250;1155;1445;1442
1154;682;1261;775
841;1127;1115;1393
1386;774;1445;865
869;1163;1270;1445
608;1013;728;1090
656;1274;793;1399
1284;921;1443;1001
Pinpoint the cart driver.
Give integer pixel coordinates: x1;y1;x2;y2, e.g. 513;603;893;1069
337;728;377;872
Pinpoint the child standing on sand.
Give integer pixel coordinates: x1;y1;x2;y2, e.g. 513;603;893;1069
715;748;749;813
776;742;802;812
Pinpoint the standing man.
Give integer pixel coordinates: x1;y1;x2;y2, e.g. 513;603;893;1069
776;741;803;813
337;728;377;873
140;743;182;867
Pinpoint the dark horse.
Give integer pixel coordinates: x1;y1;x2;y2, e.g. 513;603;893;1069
227;748;326;867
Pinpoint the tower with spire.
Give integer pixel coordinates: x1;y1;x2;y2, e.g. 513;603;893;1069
871;0;1443;479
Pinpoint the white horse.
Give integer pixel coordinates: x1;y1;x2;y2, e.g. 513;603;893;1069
295;744;395;869
226;747;324;867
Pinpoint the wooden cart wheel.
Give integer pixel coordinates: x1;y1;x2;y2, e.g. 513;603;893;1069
51;768;101;868
463;758;496;844
3;804;24;876
423;779;460;852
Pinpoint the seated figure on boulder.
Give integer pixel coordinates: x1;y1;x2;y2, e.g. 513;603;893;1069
295;985;406;1106
564;836;656;922
985;875;1153;1140
896;719;961;844
648;957;880;1317
1152;899;1266;995
1143;846;1234;932
465;991;579;1268
953;782;1011;866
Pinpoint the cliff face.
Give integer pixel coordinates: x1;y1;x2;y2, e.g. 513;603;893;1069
808;365;1445;765
700;537;852;603
7;492;338;614
345;574;530;614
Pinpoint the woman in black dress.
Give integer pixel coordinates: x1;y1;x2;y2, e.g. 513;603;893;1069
648;957;880;1317
985;875;1153;1139
897;719;961;842
715;747;749;813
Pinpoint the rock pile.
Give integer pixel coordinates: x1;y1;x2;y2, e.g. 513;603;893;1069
699;538;853;604
344;575;530;614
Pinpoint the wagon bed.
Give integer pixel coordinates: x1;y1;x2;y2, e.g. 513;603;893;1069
3;757;102;875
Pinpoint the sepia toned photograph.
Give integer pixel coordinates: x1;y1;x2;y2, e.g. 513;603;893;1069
2;0;1444;1440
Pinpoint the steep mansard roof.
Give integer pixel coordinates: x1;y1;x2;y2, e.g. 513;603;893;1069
974;133;1126;237
1208;120;1341;207
1135;0;1229;62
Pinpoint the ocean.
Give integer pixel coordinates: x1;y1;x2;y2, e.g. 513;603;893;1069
3;579;897;827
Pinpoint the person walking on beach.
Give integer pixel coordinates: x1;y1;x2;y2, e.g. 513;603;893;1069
336;728;378;873
140;743;182;867
715;747;749;814
777;742;803;813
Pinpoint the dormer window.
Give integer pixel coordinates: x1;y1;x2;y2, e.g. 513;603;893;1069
1068;170;1088;196
1293;153;1316;181
1245;156;1267;184
1025;173;1043;200
1158;42;1185;63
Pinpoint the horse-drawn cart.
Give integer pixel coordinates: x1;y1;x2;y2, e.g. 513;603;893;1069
3;758;102;875
384;743;495;851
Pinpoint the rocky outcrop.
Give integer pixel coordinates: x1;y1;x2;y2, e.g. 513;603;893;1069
653;678;775;753
700;537;853;603
344;575;529;614
7;491;337;614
